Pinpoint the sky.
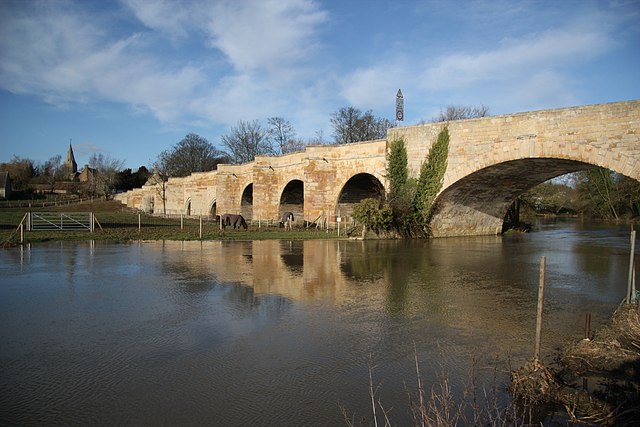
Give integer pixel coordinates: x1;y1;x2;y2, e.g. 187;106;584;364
1;0;639;170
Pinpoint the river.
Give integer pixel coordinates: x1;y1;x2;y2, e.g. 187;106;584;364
0;219;635;426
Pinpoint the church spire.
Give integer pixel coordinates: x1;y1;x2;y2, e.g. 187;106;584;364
65;141;78;178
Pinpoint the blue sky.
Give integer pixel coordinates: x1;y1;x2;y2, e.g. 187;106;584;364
1;0;639;170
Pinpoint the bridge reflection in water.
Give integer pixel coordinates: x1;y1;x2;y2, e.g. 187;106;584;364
2;223;634;426
153;229;630;360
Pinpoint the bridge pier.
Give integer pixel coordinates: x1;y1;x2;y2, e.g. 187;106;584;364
429;201;505;237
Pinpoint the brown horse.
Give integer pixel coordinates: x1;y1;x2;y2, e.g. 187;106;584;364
221;213;248;230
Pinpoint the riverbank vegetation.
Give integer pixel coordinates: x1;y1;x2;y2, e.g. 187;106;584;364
511;302;640;426
519;169;640;221
344;302;640;426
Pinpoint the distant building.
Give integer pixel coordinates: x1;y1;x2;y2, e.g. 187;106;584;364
78;164;95;183
0;171;10;200
65;143;78;180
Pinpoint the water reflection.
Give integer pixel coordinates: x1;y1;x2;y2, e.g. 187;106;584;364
0;221;636;426
279;240;303;274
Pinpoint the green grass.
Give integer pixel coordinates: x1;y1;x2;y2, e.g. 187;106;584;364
0;199;344;247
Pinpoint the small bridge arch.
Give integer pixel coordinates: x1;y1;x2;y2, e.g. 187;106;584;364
209;198;217;218
241;183;253;220
279;179;304;222
336;172;385;220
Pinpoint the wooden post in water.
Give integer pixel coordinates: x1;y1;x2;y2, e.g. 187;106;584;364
534;256;546;361
199;215;202;239
138;213;141;233
584;313;591;340
181;214;184;230
627;230;636;304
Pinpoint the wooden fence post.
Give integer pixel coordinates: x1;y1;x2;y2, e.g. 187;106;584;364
627;230;636;304
534;256;546;361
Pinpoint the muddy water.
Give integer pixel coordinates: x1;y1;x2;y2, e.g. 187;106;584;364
0;220;635;425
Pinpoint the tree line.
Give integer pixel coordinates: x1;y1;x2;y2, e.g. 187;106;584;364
0;153;147;199
155;106;396;179
155;104;487;178
0;105;393;199
520;170;640;220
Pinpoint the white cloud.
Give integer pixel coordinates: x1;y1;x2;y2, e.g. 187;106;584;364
121;0;197;40
510;70;579;111
0;0;633;146
205;0;328;73
421;27;612;91
340;67;400;111
0;0;331;132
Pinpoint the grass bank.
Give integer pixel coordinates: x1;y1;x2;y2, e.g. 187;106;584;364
0;199;344;247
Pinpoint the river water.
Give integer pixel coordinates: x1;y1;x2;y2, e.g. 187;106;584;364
0;219;635;426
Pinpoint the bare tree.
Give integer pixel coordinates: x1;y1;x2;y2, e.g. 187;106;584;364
221;120;274;163
330;107;392;144
0;156;35;191
309;129;327;145
42;155;63;192
433;104;489;122
159;133;227;177
88;153;124;197
149;159;169;215
267;117;306;154
285;137;308;153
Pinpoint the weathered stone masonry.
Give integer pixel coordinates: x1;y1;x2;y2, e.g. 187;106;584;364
116;100;640;236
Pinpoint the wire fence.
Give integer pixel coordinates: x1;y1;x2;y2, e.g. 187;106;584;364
0;196;105;209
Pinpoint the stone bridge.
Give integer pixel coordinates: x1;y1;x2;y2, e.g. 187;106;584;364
116;100;639;237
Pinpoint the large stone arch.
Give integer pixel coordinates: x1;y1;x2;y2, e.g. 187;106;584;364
387;101;640;237
279;179;304;222
430;158;594;237
241;183;253;220
335;173;385;220
184;198;192;216
441;102;639;189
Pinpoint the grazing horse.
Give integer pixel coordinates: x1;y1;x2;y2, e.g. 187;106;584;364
279;212;294;229
221;213;248;230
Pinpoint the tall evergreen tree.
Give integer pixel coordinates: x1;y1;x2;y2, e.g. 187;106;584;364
386;137;408;201
414;126;450;231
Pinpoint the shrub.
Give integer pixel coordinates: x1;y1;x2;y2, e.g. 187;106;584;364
352;198;393;234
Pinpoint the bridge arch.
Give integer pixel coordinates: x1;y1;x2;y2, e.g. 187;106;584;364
209;198;217;218
430;158;596;237
336;173;385;219
279;179;304;222
241;183;253;220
